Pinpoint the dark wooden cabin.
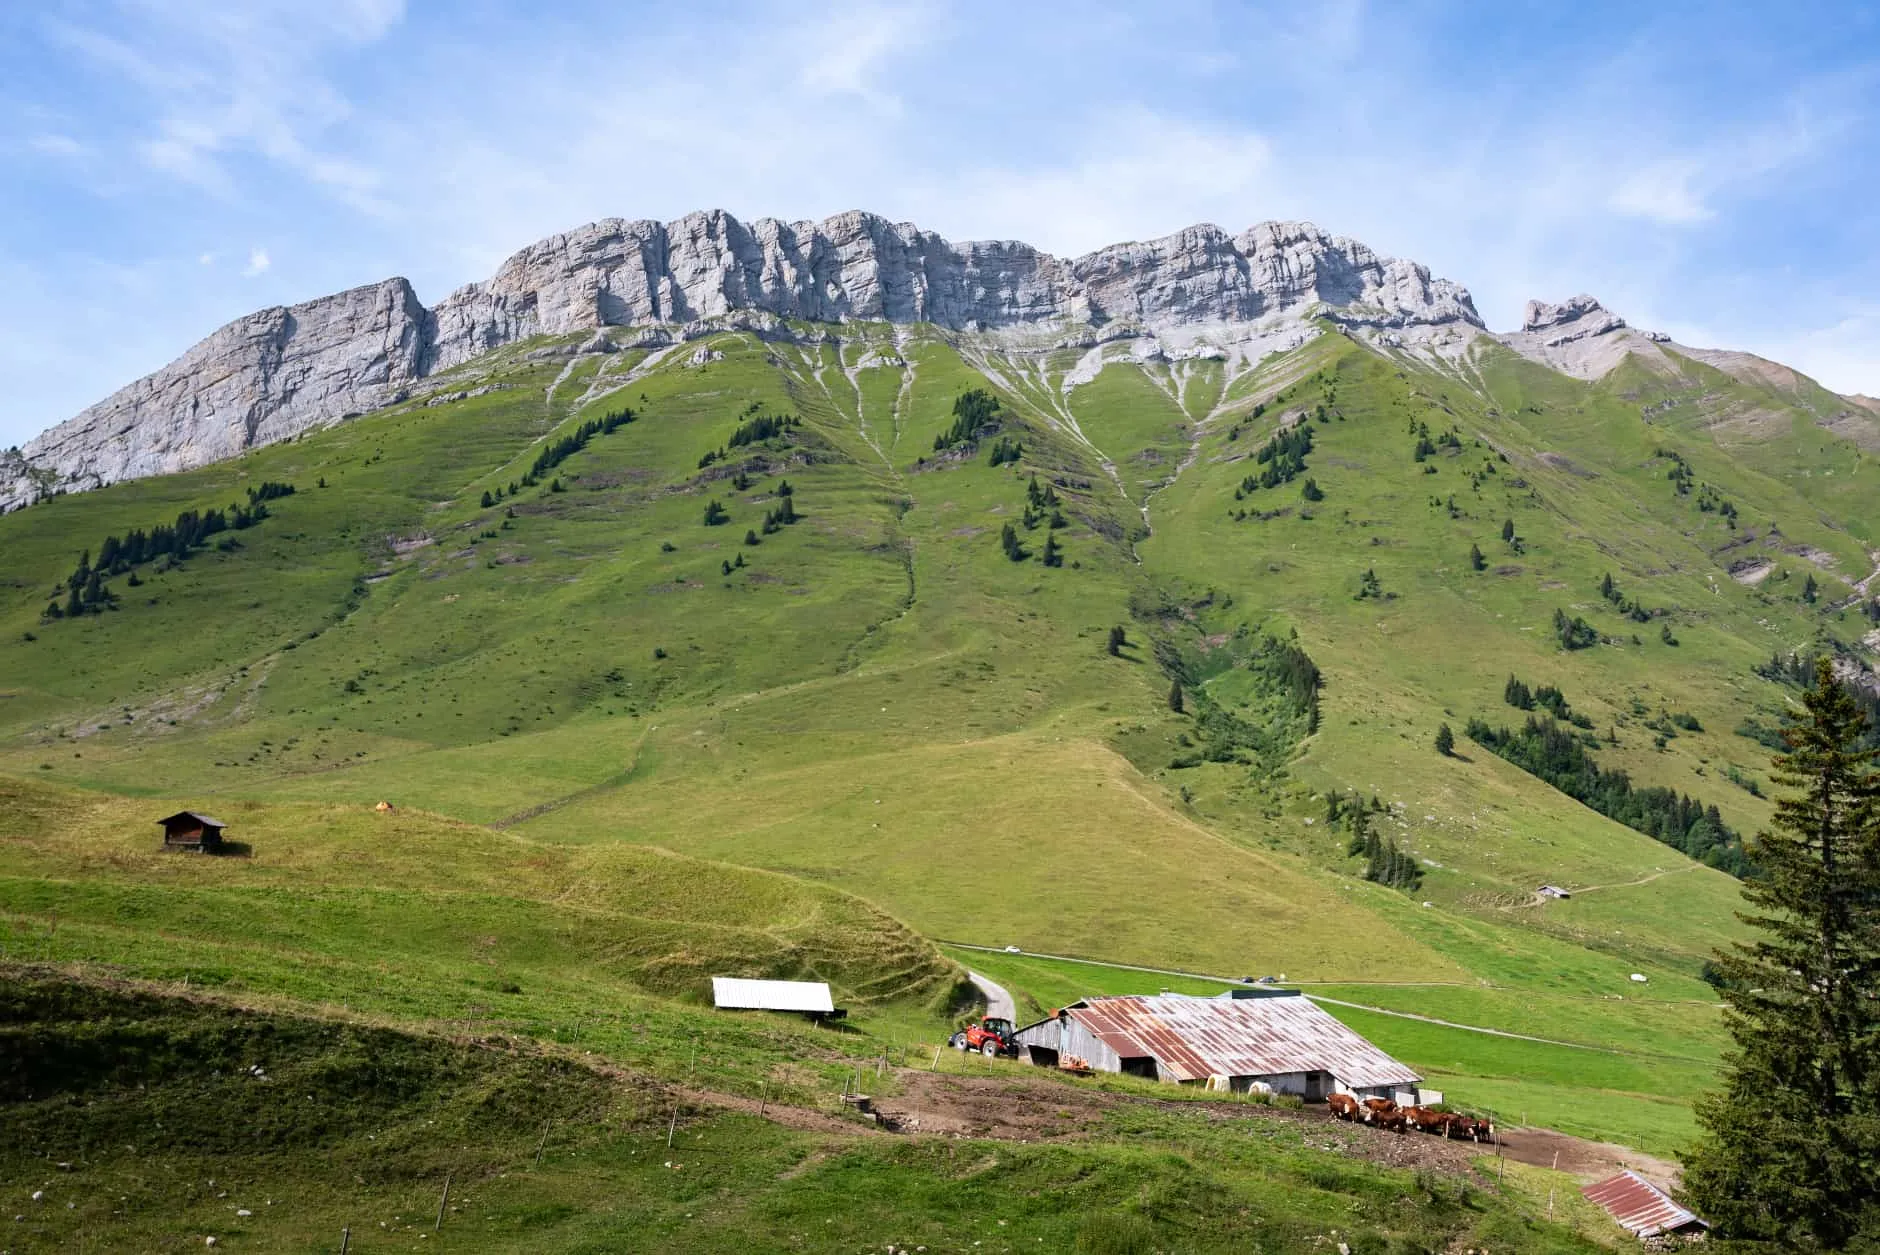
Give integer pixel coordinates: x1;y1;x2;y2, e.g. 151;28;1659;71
158;811;227;852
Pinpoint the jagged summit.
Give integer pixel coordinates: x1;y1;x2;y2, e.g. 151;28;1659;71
1520;294;1623;335
1497;293;1677;380
2;209;1484;510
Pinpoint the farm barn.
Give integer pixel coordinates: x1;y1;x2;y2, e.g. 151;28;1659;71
1013;991;1422;1101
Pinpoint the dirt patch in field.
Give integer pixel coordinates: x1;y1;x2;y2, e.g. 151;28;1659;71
1496;1126;1682;1190
868;1069;1482;1173
1538;452;1598;479
874;1069;1119;1139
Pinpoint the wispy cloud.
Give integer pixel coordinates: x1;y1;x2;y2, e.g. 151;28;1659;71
242;248;271;278
1610;159;1715;225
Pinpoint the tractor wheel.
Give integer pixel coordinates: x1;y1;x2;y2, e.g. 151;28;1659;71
949;1032;966;1050
981;1041;1000;1058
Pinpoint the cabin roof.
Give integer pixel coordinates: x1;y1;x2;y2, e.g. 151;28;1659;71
710;977;834;1013
1582;1170;1707;1237
157;811;228;829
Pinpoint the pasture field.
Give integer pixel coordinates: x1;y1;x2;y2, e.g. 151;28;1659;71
0;307;1866;1219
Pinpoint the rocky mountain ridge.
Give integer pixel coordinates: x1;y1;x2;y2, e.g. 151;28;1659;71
5;208;1853;512
2;210;1485;510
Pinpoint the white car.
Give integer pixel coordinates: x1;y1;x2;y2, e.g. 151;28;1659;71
1004;945;1022;953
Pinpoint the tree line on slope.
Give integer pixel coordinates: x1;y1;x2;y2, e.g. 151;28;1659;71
42;482;296;622
1465;714;1749;876
524;405;636;485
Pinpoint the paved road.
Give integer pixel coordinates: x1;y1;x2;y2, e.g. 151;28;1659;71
967;970;1016;1022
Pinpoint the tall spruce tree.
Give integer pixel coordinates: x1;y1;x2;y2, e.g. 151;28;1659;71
1680;659;1880;1247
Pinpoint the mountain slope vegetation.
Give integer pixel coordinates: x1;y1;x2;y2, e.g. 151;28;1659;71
4;309;1875;1177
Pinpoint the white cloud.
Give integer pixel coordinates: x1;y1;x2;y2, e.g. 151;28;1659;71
242;247;270;277
198;252;215;266
912;114;1276;255
1609;159;1714;225
27;133;85;158
794;2;925;113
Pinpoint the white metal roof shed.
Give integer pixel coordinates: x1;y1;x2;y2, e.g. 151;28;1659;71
711;977;835;1013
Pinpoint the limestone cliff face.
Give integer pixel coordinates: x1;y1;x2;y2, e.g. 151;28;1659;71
5;210;1482;510
4;278;430;511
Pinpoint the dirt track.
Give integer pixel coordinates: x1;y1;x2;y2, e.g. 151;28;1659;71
1495;1125;1683;1189
868;1068;1483;1173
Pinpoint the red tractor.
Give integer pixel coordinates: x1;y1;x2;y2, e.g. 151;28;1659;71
949;1016;1020;1058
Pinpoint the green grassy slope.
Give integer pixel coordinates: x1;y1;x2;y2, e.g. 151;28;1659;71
3;315;1871;1158
1;975;1604;1254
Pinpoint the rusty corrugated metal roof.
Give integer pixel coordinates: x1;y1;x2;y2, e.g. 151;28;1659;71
1582;1171;1707;1237
1062;995;1421;1087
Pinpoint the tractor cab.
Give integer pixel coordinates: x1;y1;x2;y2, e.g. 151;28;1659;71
951;1015;1021;1058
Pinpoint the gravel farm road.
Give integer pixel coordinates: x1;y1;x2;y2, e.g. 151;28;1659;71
967;970;1016;1022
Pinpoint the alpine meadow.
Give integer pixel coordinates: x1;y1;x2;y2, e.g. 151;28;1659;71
3;204;1879;1252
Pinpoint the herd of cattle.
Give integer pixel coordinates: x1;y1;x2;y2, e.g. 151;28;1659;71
1327;1093;1495;1143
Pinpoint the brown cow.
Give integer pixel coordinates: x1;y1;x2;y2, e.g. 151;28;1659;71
1326;1093;1361;1121
1402;1106;1452;1135
1360;1097;1398;1123
1374;1110;1408;1133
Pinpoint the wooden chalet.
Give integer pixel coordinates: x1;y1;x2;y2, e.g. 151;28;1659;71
158;811;227;853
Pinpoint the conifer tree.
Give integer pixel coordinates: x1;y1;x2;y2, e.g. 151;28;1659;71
1167;680;1184;714
480;490;495;509
1435;723;1455;757
744;529;760;546
1107;625;1126;657
1042;533;1063;567
1470;543;1486;571
1681;659;1880;1247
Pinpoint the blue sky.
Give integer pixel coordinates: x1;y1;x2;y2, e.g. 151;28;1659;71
3;1;1877;446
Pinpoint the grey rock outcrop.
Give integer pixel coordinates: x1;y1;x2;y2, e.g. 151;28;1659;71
4;278;429;510
1499;294;1678;381
5;210;1483;510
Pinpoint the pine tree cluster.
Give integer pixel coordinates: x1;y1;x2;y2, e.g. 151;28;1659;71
1329;794;1423;892
987;436;1023;466
1597;572;1658;623
525;406;635;484
1466;714;1747;875
1503;674;1574;721
1236;424;1313;495
45;487;294;621
727;411;800;449
1551;608;1599;650
934;389;1003;452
